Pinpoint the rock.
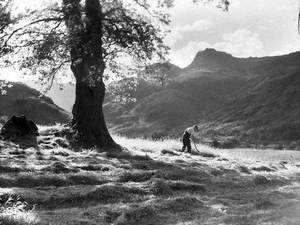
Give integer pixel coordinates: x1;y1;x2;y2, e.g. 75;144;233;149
1;115;39;138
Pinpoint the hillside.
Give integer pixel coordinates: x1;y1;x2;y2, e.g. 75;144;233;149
104;53;252;136
105;49;300;148
0;82;71;125
203;70;300;149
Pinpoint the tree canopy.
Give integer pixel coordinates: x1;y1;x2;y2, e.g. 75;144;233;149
2;1;175;89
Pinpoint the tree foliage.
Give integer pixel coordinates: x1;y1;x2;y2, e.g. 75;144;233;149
143;62;179;87
194;0;229;10
0;0;12;53
107;77;138;104
0;0;14;93
2;0;175;91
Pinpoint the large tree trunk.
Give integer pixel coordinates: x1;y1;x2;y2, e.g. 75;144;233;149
63;0;117;149
71;60;115;148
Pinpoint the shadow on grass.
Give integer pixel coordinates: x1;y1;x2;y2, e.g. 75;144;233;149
0;140;294;225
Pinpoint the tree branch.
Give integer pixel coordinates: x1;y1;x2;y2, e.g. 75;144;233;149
3;17;64;46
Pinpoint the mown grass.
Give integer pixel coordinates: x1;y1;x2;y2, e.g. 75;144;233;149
0;129;299;225
0;172;108;188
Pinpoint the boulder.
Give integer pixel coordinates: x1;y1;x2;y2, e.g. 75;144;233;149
1;115;39;138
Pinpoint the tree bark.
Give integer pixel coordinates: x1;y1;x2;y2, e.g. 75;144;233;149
71;60;116;148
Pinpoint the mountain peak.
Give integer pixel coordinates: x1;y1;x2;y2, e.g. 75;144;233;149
195;48;233;58
186;48;241;71
202;48;218;53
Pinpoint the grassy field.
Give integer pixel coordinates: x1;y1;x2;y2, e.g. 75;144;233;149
0;127;299;225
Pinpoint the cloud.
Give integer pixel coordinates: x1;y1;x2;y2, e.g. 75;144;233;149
176;20;213;32
169;41;211;67
216;29;264;57
165;30;183;47
169;29;264;67
165;19;213;47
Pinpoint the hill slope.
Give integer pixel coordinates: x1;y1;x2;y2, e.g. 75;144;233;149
203;70;300;148
0;82;70;125
105;56;252;136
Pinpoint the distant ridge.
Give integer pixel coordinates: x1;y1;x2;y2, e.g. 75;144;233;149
0;82;71;125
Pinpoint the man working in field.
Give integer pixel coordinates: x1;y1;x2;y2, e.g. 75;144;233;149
181;125;200;153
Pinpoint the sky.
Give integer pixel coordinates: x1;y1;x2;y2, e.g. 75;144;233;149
2;0;300;79
167;0;300;67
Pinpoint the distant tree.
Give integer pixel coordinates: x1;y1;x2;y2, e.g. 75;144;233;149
2;0;230;148
144;63;170;87
107;77;138;105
